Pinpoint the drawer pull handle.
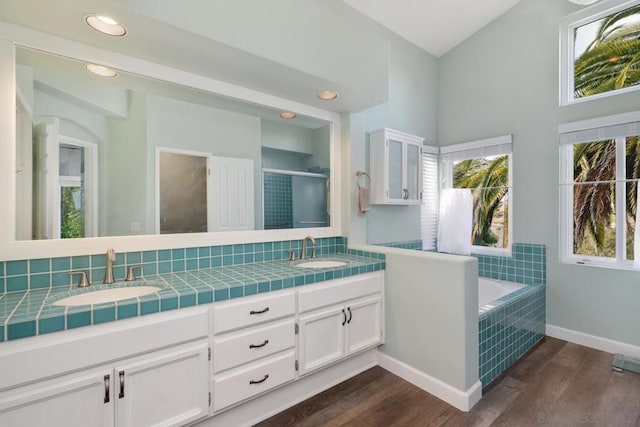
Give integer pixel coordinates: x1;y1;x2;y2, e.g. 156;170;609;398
104;374;110;404
118;370;125;399
250;307;270;315
249;339;269;349
347;307;352;324
249;374;269;385
342;309;347;326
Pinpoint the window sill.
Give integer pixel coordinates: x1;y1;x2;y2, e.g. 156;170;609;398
471;246;512;257
561;256;637;271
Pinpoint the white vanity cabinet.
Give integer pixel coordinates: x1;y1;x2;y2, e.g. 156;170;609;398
297;272;384;376
211;290;296;412
0;307;211;427
369;128;424;205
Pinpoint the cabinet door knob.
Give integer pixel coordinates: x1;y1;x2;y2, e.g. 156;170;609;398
249;339;269;349
118;370;125;399
249;374;269;385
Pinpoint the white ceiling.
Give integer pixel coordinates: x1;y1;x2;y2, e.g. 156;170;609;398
341;0;522;57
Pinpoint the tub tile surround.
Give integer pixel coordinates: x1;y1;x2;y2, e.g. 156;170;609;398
0;237;385;342
478;284;546;386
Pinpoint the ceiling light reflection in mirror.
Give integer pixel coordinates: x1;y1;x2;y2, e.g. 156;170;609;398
14;47;331;241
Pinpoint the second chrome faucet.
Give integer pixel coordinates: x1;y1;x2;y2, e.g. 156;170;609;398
104;248;116;284
300;236;316;260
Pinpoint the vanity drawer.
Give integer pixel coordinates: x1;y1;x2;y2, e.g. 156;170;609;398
213;350;295;412
213;319;295;373
212;290;295;334
298;271;383;313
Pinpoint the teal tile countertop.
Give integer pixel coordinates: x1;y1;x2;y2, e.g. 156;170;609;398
0;253;385;342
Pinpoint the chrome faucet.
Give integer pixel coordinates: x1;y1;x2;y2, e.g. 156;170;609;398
300;236;316;260
104;248;116;284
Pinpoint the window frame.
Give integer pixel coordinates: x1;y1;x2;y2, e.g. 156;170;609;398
421;145;439;251
559;110;640;270
560;0;640;106
440;135;513;256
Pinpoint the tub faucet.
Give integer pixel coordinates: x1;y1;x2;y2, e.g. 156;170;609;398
104;248;116;284
300;236;316;260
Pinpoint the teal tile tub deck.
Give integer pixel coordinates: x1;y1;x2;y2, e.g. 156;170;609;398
0;238;384;342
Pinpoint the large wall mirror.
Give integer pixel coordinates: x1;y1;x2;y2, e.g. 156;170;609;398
13;46;333;243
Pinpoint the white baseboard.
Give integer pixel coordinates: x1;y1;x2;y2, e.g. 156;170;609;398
193;349;379;427
376;351;482;412
546;324;640;358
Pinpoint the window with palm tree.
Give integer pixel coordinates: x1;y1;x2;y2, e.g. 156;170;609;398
441;136;512;253
562;1;640;103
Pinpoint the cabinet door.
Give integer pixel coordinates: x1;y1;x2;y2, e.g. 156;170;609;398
0;369;112;427
345;295;383;355
297;305;346;375
114;342;209;427
387;138;405;201
405;142;421;201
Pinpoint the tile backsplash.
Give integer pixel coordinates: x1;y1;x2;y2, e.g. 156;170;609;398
0;237;348;293
474;243;546;285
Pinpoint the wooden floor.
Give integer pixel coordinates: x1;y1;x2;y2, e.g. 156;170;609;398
256;338;640;427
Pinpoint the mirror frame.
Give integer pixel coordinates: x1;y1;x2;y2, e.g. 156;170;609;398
0;22;343;260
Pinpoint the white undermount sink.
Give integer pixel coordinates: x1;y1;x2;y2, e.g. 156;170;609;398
296;260;347;269
52;285;162;307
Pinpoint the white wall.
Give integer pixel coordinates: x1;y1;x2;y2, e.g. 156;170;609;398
438;0;640;347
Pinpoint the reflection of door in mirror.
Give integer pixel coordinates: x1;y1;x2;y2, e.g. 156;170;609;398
158;150;209;234
15;89;33;240
292;175;329;228
32;118;98;239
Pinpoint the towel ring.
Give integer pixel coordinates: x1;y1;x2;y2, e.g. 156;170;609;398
356;171;370;188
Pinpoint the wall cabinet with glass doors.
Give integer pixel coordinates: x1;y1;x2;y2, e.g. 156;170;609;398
369;128;423;205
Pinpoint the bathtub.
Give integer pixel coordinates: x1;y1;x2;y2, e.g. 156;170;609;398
478;277;525;308
477;278;545;386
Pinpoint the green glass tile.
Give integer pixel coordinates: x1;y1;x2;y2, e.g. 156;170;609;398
72;256;90;270
212;246;222;256
7;276;28;292
214;288;229;301
91;268;105;284
198;291;213;304
39;316;65;334
223;245;233;255
186;248;197;259
117;302;138;319
142;251;157;263
180;293;197;307
245;284;257;295
143;264;157;276
0;261;4;276
161;296;178;311
30;273;51;289
8;321;36;340
233;255;243;264
230;286;243;298
141;299;159;315
172;260;185;272
91;255;106;268
198;247;210;257
254;253;263;262
67;311;91;329
7;260;27;276
52;272;70;287
198;258;211;269
212;257;222;268
294;275;304;286
258;282;270;293
125;252;142;264
30;259;50;274
271;280;282;290
172;249;185;260
223;255;233;265
94;307;116;324
186;259;197;271
158;250;171;261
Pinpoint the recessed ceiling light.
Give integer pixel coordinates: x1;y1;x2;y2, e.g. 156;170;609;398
85;14;127;36
317;91;338;101
279;111;297;119
85;63;118;78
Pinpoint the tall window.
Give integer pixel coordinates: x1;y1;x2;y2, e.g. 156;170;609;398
421;146;438;250
440;136;513;254
560;0;640;105
559;111;640;268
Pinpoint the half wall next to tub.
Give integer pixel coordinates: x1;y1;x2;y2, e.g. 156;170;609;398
360;245;481;412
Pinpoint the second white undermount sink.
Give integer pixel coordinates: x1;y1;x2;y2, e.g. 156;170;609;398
296;260;347;269
52;285;162;307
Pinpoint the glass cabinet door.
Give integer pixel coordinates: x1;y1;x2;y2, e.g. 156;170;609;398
406;143;420;200
388;138;404;200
